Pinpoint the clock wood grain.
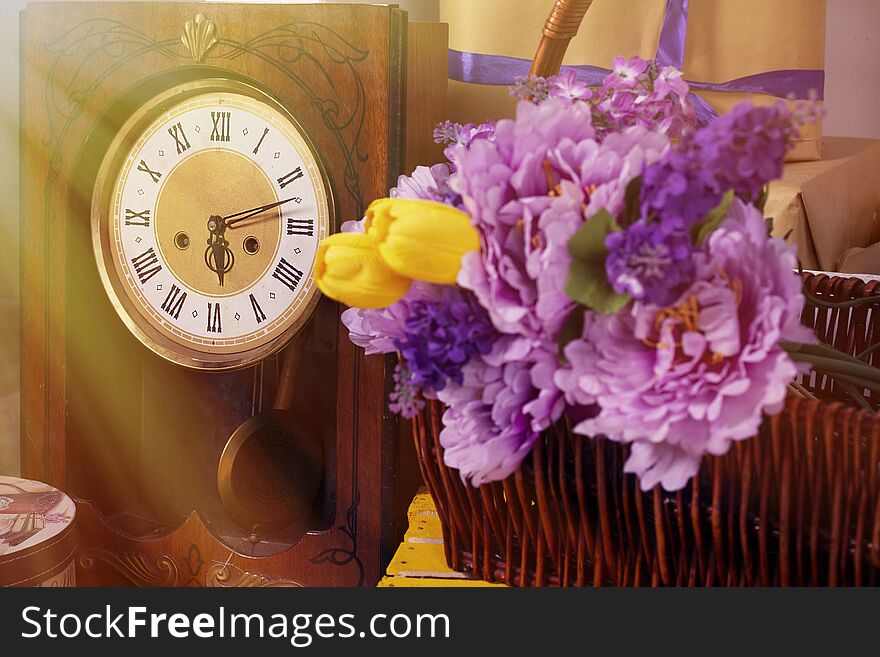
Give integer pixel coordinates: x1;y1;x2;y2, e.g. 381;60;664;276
20;2;447;587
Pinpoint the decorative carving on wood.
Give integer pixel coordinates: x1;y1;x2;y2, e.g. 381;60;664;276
181;544;205;587
206;563;303;588
181;13;218;63
79;548;179;586
310;498;364;586
42;14;368;214
41;562;76;587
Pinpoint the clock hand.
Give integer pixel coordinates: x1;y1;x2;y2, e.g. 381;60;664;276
205;215;234;287
224;196;300;228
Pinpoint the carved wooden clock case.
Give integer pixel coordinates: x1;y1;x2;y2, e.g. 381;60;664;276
20;2;447;587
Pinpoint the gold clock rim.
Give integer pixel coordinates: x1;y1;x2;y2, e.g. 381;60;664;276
91;77;336;372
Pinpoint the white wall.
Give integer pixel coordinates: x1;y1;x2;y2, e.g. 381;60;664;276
823;0;880;138
0;0;876;475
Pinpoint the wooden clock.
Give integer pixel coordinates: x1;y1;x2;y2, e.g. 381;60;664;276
20;2;447;587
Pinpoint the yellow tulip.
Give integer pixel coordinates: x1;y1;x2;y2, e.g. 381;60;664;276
314;232;412;309
364;198;480;285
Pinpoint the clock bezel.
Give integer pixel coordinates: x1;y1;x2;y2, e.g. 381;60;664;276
91;77;336;371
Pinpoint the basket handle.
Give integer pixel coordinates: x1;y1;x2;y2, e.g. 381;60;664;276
530;0;594;78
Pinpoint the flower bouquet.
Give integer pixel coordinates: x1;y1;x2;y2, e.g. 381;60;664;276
313;59;880;586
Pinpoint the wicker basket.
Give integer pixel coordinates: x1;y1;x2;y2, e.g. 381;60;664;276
409;1;880;586
412;274;880;587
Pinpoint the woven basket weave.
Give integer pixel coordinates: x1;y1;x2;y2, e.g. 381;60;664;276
412;273;880;586
408;1;880;586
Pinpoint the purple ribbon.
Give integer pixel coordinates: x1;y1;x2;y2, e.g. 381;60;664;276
448;0;824;124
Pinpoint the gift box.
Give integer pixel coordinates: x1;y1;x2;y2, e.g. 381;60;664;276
440;0;825;161
765;137;880;271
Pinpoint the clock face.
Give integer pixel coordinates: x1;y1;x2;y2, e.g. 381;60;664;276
92;80;333;370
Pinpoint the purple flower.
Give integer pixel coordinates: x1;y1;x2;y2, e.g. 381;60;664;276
605;219;695;306
548;70;593;103
452;100;667;340
556;199;815;492
604;56;649;90
445;103;669;463
434;120;496;163
589;58;696;140
640;148;722;228
525;127;670;328
451;99;597;338
394;288;494;393
653;66;689;99
341;282;439;355
388;364;425;419
343;284;496;415
510;75;551;103
435;337;562;485
641;101;816;223
391;163;456;204
513;58;696;144
693;101;806;201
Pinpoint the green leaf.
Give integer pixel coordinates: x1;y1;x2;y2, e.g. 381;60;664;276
557;307;585;363
765;216;775;236
568;209;620;260
566;209;628;314
621;176;643;227
691;190;734;244
565;260;630;314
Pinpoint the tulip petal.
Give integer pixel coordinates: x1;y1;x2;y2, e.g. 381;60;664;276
364;198;480;285
314;232;412;309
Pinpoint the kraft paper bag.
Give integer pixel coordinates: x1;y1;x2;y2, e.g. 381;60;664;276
440;0;825;161
765;138;880;271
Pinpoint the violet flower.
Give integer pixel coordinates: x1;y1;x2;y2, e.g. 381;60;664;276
693;101;809;201
556;199;815;492
434;120;496;163
603;55;649;90
640;148;722;228
510;75;551;103
393;288;494;393
548;70;593;103
390;163;456;205
452;99;667;340
435;337;558;485
605;219;695;306
388;364;425;419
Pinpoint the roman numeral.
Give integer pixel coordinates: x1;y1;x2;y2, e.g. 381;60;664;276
252;126;269;155
287;218;314;236
130;248;162;285
249;294;266;324
168;122;191;154
210;111;231;142
277;167;304;189
136;159;162;183
124;208;151;227
272;258;303;293
160;284;187;320
207;302;222;333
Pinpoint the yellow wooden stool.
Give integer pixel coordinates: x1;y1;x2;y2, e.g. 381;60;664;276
378;489;505;588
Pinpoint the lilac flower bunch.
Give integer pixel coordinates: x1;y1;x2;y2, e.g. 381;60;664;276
394;289;494;394
433;120;496;164
334;55;822;492
513;56;696;141
607;99;819;308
